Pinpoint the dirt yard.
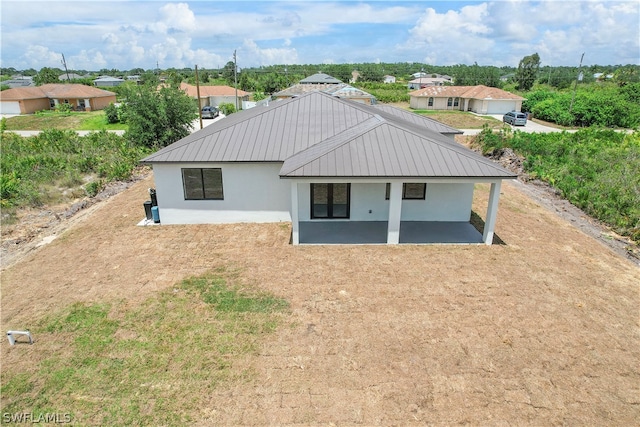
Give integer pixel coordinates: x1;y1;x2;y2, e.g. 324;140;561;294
1;172;639;425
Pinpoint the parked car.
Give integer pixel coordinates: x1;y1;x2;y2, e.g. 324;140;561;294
503;111;527;126
201;106;219;119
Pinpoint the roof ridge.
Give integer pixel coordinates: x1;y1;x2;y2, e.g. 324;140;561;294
279;115;384;176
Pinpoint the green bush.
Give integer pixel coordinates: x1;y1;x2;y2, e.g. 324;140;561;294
104;103;120;124
218;103;236;115
474;127;640;243
0;130;151;208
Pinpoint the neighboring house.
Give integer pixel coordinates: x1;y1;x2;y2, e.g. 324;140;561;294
93;76;125;87
3;76;34;89
383;75;396;84
409;85;525;114
300;73;343;84
412;72;427;78
179;83;250;109
58;73;85;81
274;82;376;105
407;76;452;90
141;92;515;245
0;84;116;114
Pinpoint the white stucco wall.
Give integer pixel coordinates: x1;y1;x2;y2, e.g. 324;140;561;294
296;181;474;222
152;162;291;224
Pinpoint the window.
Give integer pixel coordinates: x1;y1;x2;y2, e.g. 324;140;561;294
311;183;350;219
49;99;56;108
453;97;460;107
63;99;69;104
428;97;434;107
447;97;453;107
385;183;427;200
182;168;223;200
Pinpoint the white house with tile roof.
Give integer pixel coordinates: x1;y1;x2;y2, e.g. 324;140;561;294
409;85;525;114
141;92;516;245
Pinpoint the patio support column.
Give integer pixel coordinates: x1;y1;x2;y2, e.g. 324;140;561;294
483;181;502;245
387;181;402;244
290;181;300;245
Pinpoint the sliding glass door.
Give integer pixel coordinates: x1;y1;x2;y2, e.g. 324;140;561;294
311;183;350;219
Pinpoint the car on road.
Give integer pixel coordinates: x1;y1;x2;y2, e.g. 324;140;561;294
201;106;219;119
503;111;527;126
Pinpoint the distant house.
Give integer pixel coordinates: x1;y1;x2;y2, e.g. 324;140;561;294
412;72;427;79
407;76;452;90
409;85;525;114
179;83;250;109
3;76;34;89
274;82;376;105
93;76;125;87
300;73;343;84
141;92;515;245
383;75;396;84
58;73;85;81
0;84;116;114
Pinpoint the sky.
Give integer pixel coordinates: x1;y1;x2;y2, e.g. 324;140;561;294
1;0;638;72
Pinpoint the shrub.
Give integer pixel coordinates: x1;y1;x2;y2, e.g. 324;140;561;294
218;103;236;115
104;103;120;124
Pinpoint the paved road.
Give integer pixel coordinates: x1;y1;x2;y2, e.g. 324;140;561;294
461;114;565;135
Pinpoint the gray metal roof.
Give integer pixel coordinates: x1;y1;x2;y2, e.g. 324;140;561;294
299;73;342;84
141;91;515;180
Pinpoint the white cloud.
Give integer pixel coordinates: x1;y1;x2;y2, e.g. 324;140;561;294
241;39;299;66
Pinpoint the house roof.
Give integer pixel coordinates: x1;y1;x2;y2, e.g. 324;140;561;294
0;84;116;100
93;77;124;82
180;83;249;98
141;92;515;180
410;85;524;100
299;73;342;84
274;83;374;100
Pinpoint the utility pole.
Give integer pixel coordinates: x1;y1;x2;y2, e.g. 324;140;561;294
61;53;70;82
233;50;238;112
569;52;585;114
195;64;203;130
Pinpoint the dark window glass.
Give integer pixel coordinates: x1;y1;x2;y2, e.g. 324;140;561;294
385;183;426;200
447;97;452;107
453;97;459;107
311;183;350;219
428;97;434;107
182;168;224;200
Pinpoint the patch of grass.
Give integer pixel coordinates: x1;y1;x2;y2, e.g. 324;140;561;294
4;111;127;131
413;110;504;129
0;271;289;426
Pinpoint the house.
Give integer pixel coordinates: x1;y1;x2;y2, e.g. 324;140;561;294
3;76;34;89
141;92;516;245
274;82;376;105
407;76;452;90
58;72;85;81
383;75;396;84
409;85;525;114
0;84;116;114
179;83;250;109
300;73;343;84
93;76;125;87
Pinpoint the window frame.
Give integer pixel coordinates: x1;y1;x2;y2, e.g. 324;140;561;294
453;97;460;107
385;183;427;200
428;97;434;107
447;97;453;107
310;183;350;219
181;168;224;200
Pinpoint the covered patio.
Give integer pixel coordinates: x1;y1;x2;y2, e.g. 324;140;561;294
298;220;484;244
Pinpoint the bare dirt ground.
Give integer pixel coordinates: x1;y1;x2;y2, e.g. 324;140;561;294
1;171;639;425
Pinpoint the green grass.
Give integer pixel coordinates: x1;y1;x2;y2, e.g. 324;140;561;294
4;110;128;131
413;109;504;129
0;270;289;426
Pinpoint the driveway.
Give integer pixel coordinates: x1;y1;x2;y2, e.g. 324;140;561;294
461;115;563;135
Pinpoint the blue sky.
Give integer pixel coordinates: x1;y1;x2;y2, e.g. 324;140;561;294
1;1;638;71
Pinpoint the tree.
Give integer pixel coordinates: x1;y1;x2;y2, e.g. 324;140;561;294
122;75;198;148
515;53;541;91
222;61;236;85
34;67;62;85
